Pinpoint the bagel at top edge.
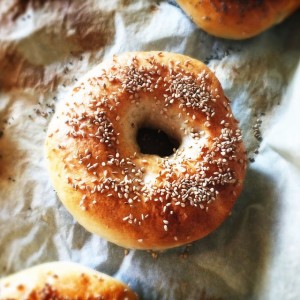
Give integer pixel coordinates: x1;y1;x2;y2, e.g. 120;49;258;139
177;0;300;39
45;51;247;250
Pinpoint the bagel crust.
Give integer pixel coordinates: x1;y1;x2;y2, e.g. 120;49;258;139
45;51;247;250
177;0;300;39
0;262;137;300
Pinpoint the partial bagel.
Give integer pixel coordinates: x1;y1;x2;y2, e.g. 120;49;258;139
0;262;137;300
177;0;300;39
45;51;247;250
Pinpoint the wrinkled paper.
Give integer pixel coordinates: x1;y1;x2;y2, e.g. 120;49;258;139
0;1;300;299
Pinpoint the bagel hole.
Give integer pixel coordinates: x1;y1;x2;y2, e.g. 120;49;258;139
136;126;180;157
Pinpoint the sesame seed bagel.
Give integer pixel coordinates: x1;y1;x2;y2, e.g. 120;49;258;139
177;0;300;39
45;51;247;250
0;262;137;299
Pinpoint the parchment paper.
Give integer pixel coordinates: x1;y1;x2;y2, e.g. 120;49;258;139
1;1;300;299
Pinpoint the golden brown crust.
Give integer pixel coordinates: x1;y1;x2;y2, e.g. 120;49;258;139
45;51;247;250
0;262;137;300
177;0;300;39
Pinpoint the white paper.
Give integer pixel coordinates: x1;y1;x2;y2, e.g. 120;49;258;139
1;1;300;299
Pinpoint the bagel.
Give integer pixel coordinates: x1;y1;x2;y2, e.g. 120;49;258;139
45;51;247;250
0;262;137;299
176;0;300;39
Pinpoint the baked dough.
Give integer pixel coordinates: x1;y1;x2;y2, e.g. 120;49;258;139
177;0;300;39
0;262;137;300
45;51;247;250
